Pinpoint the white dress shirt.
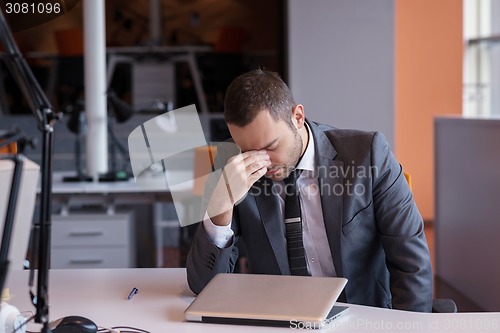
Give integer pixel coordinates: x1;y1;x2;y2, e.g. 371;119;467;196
203;124;336;277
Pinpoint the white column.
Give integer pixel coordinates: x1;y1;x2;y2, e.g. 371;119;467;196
84;0;108;179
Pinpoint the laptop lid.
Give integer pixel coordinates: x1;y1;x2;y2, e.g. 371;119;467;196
185;273;348;329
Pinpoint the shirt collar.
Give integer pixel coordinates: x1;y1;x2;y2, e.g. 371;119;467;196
296;122;315;172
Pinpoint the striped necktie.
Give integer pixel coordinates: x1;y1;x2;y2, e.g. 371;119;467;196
284;169;310;276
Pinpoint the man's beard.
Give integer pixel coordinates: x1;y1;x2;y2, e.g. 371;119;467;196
265;130;303;181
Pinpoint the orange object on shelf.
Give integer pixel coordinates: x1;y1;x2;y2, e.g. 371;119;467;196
214;26;248;53
54;28;84;56
0;141;17;155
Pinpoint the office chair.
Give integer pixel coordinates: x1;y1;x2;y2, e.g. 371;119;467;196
403;171;458;313
155;145;218;267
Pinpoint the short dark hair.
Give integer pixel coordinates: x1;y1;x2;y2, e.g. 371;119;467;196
224;69;296;127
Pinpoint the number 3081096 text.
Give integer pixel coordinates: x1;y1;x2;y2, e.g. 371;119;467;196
4;2;61;14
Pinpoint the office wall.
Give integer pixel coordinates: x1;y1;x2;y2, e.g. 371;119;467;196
287;0;395;147
395;0;462;220
288;0;463;221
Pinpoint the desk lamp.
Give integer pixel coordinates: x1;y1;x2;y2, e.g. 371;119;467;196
0;9;95;333
62;100;92;182
61;92;133;183
100;90;134;182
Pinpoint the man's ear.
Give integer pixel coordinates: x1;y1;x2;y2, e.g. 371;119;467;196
291;104;305;129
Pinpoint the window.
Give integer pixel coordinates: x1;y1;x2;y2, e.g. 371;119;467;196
463;0;500;117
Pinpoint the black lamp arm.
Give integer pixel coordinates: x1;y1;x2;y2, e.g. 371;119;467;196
0;153;24;297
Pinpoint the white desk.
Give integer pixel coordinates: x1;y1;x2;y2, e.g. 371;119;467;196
49;172;179;213
5;269;500;333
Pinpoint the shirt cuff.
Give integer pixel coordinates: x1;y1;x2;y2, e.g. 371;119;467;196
203;216;234;248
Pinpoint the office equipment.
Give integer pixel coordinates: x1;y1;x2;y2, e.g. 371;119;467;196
0;129;37;333
184;273;348;328
0;158;39;272
101;90;134;182
49;315;97;333
0;144;37;333
62;90;134;183
62;100;91;182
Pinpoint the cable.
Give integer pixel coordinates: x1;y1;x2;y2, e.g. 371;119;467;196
11;313;35;333
111;326;150;333
97;326;150;333
97;328;119;333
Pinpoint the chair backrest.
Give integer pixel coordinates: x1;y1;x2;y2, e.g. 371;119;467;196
192;145;217;197
403;170;457;313
404;172;412;190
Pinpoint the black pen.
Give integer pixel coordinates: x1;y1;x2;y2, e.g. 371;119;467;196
128;287;139;300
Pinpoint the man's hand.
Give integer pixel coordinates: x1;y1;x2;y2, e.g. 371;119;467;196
207;150;270;226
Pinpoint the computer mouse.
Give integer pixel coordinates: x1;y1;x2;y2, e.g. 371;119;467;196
49;315;98;333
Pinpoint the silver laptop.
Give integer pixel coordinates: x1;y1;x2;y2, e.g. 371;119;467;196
185;273;348;329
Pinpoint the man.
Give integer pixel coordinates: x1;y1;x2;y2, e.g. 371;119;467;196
186;69;433;312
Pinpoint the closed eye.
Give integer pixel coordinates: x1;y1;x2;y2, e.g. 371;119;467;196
267;144;278;151
258;137;279;151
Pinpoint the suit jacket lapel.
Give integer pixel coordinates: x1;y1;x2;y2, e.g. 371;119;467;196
252;177;290;275
309;121;344;279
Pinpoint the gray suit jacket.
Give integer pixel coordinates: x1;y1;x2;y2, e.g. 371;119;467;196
186;120;433;312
